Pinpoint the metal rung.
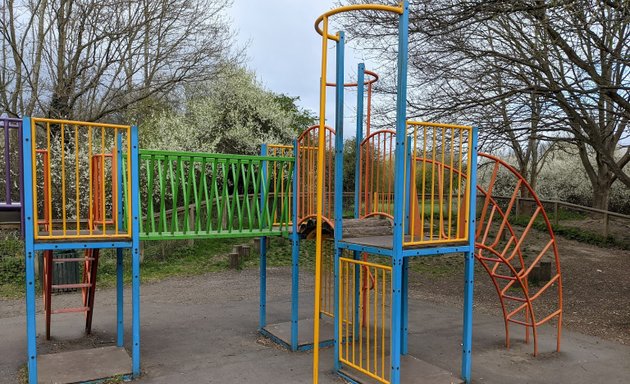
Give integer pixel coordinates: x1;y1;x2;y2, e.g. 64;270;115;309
51;307;90;314
507;318;533;327
491;273;517;281
502;294;527;302
52;257;95;263
51;283;91;289
477;256;504;263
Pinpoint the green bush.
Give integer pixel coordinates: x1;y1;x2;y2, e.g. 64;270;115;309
0;236;24;285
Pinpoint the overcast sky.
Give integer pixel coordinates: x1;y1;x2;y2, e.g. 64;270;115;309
227;0;369;137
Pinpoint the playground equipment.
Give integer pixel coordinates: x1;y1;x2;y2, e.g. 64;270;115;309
3;3;561;383
20;117;140;384
0;116;23;227
258;67;385;352
13;116;293;384
307;2;562;384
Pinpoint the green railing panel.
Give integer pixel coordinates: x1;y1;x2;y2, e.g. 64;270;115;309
123;149;294;241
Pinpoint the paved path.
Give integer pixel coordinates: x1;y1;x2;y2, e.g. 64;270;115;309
1;267;628;383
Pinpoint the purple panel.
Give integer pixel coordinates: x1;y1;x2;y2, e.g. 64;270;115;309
0;116;23;211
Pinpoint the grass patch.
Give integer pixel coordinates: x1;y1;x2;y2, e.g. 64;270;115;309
510;215;630;250
408;255;464;278
98;237;245;287
0;234;26;298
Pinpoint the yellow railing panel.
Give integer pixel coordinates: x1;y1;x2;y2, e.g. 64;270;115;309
339;257;392;384
30;118;132;241
404;121;473;247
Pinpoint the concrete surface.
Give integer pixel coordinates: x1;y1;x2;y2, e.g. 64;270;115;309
38;346;130;384
0;267;629;383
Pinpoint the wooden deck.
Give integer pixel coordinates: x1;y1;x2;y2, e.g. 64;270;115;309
341;235;468;250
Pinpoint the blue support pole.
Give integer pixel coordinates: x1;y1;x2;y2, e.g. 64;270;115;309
22;117;38;384
116;132;124;347
390;3;410;383
333;31;345;371
354;63;365;219
461;127;479;383
401;257;409;355
260;144;268;331
130;125;141;377
290;139;300;351
404;135;412;234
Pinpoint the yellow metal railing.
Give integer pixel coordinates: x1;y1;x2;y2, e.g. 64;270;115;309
267;144;294;227
339;257;392;384
30;118;132;240
319;238;335;317
404;121;473;247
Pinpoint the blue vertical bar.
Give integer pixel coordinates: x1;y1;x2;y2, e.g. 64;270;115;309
259;144;268;330
130;125;141;377
353;63;365;219
333;31;345;371
116;132;124;347
401;257;409;355
461;127;479;383
290;139;300;350
391;2;409;383
22;117;37;384
404;135;412;234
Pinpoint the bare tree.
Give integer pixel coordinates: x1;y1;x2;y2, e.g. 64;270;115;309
338;0;630;209
1;0;237;122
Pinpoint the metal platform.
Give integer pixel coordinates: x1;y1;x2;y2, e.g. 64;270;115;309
339;354;462;384
261;317;335;351
37;346;131;384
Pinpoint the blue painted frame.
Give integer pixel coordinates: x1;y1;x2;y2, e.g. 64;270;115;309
290;139;300;350
333;31;345;372
461;127;479;383
390;3;409;380
259;144;268;331
22;117;38;384
116;132;125;347
130;125;141;377
353;63;365;219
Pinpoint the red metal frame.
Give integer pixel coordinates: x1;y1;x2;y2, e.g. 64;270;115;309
41;153;111;340
359;129;396;220
296;124;336;230
408;153;563;355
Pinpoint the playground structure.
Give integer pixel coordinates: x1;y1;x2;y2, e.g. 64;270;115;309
5;115;296;383
0;2;562;384
306;2;562;384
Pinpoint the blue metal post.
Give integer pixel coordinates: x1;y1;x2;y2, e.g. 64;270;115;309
354;63;365;219
401;135;412;355
353;65;365;340
404;135;412;234
401;257;409;355
290;139;300;351
130;125;141;377
333;31;345;371
116;132;124;347
260;144;268;330
461;127;479;383
22;117;38;384
391;2;410;383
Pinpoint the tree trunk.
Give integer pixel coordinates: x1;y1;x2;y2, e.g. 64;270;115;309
592;177;611;211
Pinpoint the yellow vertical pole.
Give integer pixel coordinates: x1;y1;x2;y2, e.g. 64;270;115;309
75;125;80;235
313;16;329;384
46;122;52;233
61;123;67;235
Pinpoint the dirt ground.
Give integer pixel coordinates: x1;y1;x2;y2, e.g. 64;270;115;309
407;230;630;346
